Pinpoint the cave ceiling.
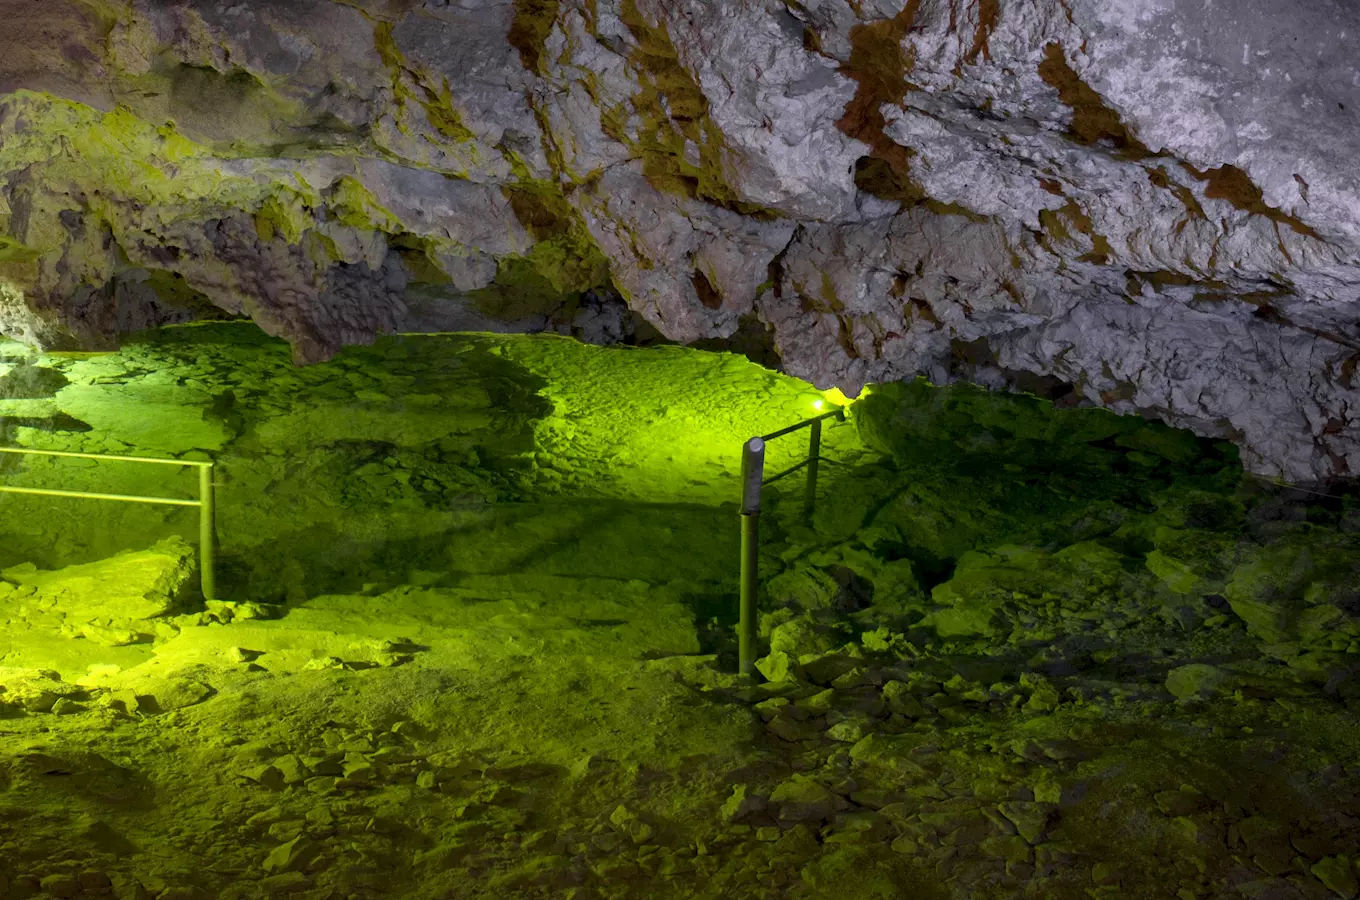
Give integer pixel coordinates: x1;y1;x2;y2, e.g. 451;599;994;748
0;0;1356;481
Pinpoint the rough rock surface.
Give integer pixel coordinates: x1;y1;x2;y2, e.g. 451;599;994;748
0;0;1357;480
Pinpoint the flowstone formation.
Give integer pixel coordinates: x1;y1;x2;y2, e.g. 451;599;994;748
0;0;1357;481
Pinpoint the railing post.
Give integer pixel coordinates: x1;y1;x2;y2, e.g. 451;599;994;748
803;418;822;522
199;464;217;601
739;437;765;676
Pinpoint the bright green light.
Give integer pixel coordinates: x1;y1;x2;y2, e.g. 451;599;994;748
820;387;853;409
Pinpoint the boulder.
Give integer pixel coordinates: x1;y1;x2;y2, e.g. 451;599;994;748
3;537;197;627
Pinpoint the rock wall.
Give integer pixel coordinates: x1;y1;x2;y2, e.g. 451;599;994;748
0;0;1356;480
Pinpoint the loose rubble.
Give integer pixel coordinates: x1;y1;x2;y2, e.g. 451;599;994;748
0;328;1357;898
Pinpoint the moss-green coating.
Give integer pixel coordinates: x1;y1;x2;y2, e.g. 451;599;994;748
498;182;610;296
327;176;403;234
602;0;779;217
374;22;477;145
508;0;563;74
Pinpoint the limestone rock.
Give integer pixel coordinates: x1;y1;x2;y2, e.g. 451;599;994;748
1312;856;1359;900
720;784;767;823
2;537;197;624
769;774;847;824
0;0;1358;478
1165;664;1230;701
262;837;320;875
755;650;803;684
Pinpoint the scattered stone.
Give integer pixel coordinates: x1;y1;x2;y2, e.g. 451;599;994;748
754;697;791;721
848;733;932;778
262;837;320;874
141;678;214;713
1166;665;1230;701
77;871;112;896
2;537;196;623
798;689;836;715
880;681;926;718
1091;861;1119;885
258;872;310;896
826;720;868;743
891;835;919;855
755;651;803;684
1154;786;1207;818
831;668;868;690
273;755;310;785
981;834;1034;865
770;775;845;823
998;802;1053;845
303;755;343;777
1312;856;1359;899
770;618;842;658
802;654;862;686
823;811;892;844
267;821;304;842
246;806;285;829
50;697;82;715
390;720;424;740
306;776;338;795
720;785;767;823
243;765;286;792
766;715;821;743
39;874;79;898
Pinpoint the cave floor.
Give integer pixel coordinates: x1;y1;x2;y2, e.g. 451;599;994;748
0;325;1359;899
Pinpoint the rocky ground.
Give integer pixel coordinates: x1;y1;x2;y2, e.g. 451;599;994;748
0;325;1358;899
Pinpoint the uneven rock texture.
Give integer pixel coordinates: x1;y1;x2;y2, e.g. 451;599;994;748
0;0;1357;480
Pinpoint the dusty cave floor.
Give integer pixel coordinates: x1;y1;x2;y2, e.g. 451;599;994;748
0;326;1358;899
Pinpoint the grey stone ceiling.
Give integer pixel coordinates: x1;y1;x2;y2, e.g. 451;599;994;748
0;0;1356;480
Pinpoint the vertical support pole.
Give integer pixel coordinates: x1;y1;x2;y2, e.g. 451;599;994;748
739;437;765;676
803;418;822;523
199;464;216;602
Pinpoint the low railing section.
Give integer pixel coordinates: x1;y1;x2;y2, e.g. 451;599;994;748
737;407;846;675
0;448;218;601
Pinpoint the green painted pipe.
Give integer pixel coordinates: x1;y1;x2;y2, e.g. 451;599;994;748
200;465;216;602
0;485;201;507
0;447;211;467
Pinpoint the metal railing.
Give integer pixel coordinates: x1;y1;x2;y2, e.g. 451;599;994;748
0;448;218;600
737;406;847;675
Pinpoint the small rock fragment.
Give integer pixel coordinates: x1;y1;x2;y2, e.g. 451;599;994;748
880;681;926;718
263;837;320;874
40;874;79;898
77;870;112;895
755;651;802;683
720;785;767;823
1312;856;1359;900
998;801;1053;845
1165;664;1229;700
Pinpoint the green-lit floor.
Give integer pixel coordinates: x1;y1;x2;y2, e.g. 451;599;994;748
1;324;1359;899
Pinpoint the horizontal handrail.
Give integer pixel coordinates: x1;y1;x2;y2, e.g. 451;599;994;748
760;407;845;442
0;485;201;507
0;447;212;467
762;457;811;488
0;446;219;600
